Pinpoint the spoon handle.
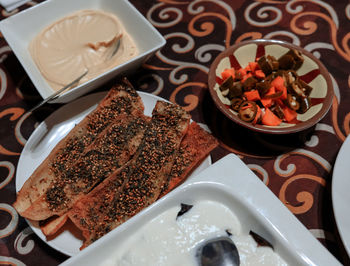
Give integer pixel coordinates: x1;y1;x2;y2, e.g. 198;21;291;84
28;70;88;113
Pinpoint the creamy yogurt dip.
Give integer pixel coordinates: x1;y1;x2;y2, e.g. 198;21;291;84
101;200;287;266
29;9;138;91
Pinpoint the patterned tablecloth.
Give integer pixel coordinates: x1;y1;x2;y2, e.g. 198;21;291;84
0;0;349;265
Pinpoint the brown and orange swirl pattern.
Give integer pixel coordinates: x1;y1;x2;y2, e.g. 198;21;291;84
0;0;350;265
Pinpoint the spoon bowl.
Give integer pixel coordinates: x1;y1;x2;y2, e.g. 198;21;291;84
197;236;240;266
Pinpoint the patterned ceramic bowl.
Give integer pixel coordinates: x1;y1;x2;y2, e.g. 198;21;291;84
208;39;334;134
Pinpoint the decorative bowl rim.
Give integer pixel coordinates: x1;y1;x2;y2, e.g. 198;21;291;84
208;39;334;134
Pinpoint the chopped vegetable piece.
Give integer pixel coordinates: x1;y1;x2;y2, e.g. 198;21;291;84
299;97;311;114
249;61;258;72
244;90;260;101
219;75;234;92
271;76;285;91
262;108;282;126
260;98;272;108
257;56;272;75
231;98;244;111
238;101;257;122
237;68;247;78
278;49;304;70
290;82;306;98
264;90;283;99
288;49;304;70
258;55;279;75
255;70;265;79
298;79;313;96
228;81;243;98
271;104;284;119
275;98;285;108
278;54;295;70
265;86;276;95
221;68;235;81
283;106;297;122
241;72;252;83
281;86;287;100
286;94;300;110
252;105;262;125
256;81;270;96
244;64;251;72
243;76;258;90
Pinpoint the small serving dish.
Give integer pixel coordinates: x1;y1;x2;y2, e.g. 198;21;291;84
0;0;166;103
61;154;340;266
208;39;333;134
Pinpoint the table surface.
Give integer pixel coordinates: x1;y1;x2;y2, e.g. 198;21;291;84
0;0;349;265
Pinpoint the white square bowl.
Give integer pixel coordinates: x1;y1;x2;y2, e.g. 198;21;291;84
61;154;340;266
0;0;166;103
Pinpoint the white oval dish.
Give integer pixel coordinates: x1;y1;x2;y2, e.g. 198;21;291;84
61;154;341;266
16;91;211;256
332;135;350;257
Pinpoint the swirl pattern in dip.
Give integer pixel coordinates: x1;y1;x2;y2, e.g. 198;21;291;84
29;9;138;91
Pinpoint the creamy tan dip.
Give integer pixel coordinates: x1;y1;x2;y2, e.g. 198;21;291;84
29;9;138;91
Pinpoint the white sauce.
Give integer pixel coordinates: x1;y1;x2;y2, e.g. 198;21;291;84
101;200;287;266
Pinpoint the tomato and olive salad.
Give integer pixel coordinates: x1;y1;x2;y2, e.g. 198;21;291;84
217;49;313;126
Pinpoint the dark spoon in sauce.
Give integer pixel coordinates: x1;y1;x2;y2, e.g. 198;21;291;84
197;236;240;266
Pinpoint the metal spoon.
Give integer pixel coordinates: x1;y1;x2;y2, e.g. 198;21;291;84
109;35;122;59
28;70;88;113
29;35;121;113
197;236;240;266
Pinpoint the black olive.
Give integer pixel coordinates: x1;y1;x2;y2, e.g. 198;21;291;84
267;55;279;71
286;94;300;111
238;101;258;122
271;104;284;119
231;98;244;111
219;75;234;92
278;54;296;70
257;56;273;75
298;97;311;114
249;231;273;249
243;76;258;90
287;49;304;70
256;81;270;97
297;79;313;97
176;203;193;219
228;81;243;99
264;90;283;99
278;49;304;70
290;82;306;98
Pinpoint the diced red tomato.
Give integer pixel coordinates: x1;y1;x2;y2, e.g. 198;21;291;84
282;106;297;122
262;108;282;126
221;68;235;80
244;90;260;101
254;69;265;79
271;76;285;91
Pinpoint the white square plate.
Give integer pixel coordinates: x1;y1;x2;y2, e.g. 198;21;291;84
61;154;340;266
0;0;166;103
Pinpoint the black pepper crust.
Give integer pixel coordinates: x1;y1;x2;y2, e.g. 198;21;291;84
159;122;219;196
46;114;148;212
50;87;142;178
44;85;144;214
68;101;191;248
